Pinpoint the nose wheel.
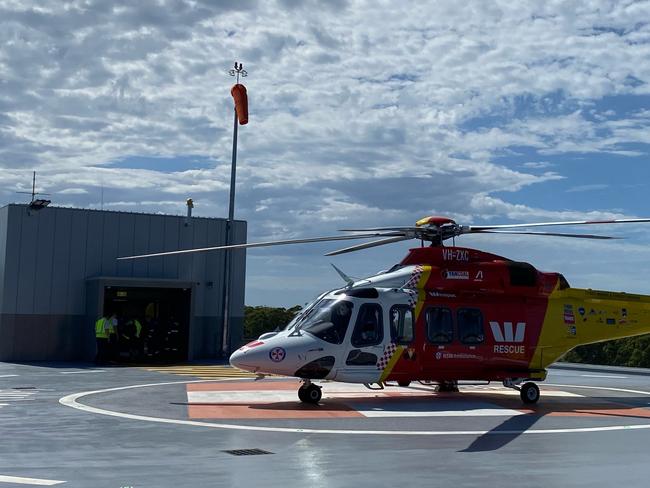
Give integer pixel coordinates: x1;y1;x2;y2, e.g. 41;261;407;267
298;381;322;404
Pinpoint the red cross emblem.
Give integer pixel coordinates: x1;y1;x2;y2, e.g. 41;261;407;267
269;347;286;363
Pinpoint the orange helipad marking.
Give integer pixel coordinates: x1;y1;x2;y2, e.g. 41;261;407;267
187;380;362;419
188;403;362;419
187;381;299;392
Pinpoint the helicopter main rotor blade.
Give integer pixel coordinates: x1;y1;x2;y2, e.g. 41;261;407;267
467;218;650;232
339;226;421;232
324;235;412;256
474;230;619;239
117;231;405;260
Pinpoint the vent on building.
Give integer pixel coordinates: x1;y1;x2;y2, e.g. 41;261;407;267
222;448;274;456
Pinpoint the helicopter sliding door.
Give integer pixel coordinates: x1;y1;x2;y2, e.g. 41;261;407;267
334;303;386;383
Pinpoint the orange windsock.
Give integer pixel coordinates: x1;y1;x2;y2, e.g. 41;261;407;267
231;83;248;125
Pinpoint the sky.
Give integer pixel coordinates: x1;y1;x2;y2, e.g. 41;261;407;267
2;0;650;307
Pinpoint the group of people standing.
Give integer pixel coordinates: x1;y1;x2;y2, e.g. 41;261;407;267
94;313;142;364
95;312;184;364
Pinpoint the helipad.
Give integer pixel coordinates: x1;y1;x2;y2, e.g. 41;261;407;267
60;376;650;436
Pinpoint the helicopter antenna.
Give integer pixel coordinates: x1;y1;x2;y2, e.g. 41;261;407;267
330;263;355;287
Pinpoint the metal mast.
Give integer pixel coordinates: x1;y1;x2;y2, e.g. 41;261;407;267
220;62;247;357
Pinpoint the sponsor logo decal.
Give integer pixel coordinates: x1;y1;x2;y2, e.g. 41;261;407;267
428;291;456;298
435;352;480;360
489;321;526;343
563;304;576;324
269;347;286;362
490;321;526;354
493;345;525;354
474;270;484;282
445;270;469;280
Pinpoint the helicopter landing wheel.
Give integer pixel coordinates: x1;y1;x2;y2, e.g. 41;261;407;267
298;383;322;404
398;380;411;387
436;380;459;392
520;382;540;404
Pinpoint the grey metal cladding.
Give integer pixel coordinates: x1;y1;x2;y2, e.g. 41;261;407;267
16;208;38;313
116;212;136;277
178;217;195;281
100;211;120;276
0;206;8;312
50;208;73;315
67;209;89;314
84;210;103;277
147;214;165;277
131;213;150;278
162;217;180;279
191;218;210;310
33;209;56;314
2;208;21;314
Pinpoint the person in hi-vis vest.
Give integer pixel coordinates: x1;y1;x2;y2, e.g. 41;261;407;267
95;313;118;364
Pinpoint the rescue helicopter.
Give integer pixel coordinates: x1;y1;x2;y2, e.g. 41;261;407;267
120;215;650;405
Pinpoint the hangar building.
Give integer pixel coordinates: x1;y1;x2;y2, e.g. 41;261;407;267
0;204;247;362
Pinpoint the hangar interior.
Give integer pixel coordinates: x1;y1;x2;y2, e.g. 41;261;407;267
0;204;247;362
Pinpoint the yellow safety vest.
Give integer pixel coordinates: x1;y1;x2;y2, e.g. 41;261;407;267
95;318;109;339
135;319;142;338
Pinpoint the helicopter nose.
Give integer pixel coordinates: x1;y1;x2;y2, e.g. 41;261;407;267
229;340;266;373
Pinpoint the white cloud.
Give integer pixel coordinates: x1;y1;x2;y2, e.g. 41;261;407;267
566;184;609;193
2;0;650;304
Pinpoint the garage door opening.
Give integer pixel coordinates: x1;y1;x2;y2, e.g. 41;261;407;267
103;286;191;363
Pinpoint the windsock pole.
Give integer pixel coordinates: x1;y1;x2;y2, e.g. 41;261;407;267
221;62;248;357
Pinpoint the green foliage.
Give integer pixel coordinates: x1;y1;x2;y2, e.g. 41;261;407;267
244;305;302;340
563;333;650;368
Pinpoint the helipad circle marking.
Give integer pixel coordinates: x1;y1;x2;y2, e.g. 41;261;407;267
59;380;650;436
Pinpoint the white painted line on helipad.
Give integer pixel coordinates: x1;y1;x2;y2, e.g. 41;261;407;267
546;383;650;396
59;370;106;375
0;474;65;485
580;374;628;379
59;379;650;436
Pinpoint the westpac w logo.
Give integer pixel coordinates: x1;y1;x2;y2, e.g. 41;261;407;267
489;321;526;343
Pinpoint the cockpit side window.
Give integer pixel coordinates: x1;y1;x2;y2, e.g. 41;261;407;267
390;305;414;344
351;303;384;348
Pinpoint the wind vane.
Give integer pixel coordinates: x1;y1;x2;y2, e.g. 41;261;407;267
229;62;247;83
230;62;249;125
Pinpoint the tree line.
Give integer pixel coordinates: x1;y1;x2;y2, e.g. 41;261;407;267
243;306;650;368
562;334;650;368
244;305;302;339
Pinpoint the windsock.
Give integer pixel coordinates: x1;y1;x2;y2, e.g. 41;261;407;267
231;83;248;125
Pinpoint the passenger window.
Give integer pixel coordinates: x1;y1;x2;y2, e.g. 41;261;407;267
425;307;453;344
351;303;383;347
457;308;484;344
390;305;414;344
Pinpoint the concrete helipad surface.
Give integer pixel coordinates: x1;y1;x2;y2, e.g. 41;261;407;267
2;361;650;487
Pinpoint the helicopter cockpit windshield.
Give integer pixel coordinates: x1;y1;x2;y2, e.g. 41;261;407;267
296;299;354;344
284;291;331;331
